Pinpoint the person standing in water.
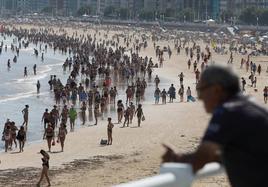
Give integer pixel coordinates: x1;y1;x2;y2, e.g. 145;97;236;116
22;105;29;128
33;64;37;75
7;59;10;70
24;67;27;77
36;80;41;93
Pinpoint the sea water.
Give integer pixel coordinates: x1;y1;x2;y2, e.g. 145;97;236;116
0;35;70;150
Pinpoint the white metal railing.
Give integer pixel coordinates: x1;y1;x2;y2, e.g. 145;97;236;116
114;162;225;187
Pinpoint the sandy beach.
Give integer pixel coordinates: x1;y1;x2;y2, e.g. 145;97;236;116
1;22;267;187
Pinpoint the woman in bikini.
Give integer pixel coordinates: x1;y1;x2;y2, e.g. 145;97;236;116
135;104;144;127
17;126;26;152
10;121;18;149
57;123;67;152
80;101;87;125
117;100;124;123
37;149;51;186
43;123;54;152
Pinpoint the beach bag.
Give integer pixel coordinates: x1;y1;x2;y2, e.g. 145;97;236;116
142;115;145;121
100;139;107;145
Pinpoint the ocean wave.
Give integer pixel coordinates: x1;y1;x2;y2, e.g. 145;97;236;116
0;91;49;103
20;47;34;52
47;62;64;67
9;63;55;84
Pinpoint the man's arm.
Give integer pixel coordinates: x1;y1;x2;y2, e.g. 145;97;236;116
162;141;221;173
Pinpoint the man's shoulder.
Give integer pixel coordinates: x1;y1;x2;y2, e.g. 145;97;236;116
222;95;268;118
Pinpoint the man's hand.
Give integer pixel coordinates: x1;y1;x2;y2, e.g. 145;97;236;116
162;142;221;173
162;144;181;163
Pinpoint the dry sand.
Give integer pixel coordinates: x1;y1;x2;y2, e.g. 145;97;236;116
1;23;267;187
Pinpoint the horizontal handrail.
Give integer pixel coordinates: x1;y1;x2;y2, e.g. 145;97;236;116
114;162;224;187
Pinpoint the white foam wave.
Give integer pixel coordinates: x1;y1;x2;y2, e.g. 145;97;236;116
47;62;64;67
0;91;49;103
20;47;34;52
10;64;53;84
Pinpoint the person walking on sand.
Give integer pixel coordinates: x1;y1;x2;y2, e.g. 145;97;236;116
123;107;130;127
22;105;29;128
16;126;26;152
93;104;99;125
179;72;184;86
43;123;54;152
241;77;246;92
57;123;67;152
3;125;11;152
37;149;51;186
10;122;18;149
69;106;77;131
41;109;50;130
161;89;167;104
129;102;135;124
135;104;144;127
80;101;87;125
107;117;114;145
117;100;124;123
168;84;176;103
178;85;184;102
154;75;160;88
264;86;268;104
154;87;161;104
